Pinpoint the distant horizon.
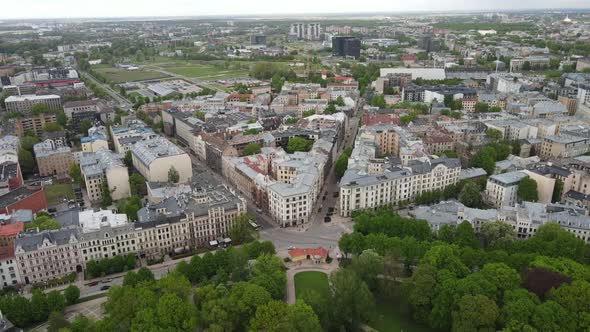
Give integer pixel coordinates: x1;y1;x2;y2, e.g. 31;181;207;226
1;0;589;21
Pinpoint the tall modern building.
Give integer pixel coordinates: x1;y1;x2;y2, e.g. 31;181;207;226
332;36;361;59
290;23;321;40
250;35;267;45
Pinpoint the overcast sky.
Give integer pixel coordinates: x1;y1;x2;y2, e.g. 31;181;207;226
2;0;589;19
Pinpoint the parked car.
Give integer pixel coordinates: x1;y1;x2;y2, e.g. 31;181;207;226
86;281;99;287
333;192;339;198
288;245;296;250
324;217;331;223
328;207;335;212
100;285;111;291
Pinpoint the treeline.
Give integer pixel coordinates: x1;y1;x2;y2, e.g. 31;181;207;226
51;241;324;332
85;253;136;279
0;284;79;328
339;208;590;331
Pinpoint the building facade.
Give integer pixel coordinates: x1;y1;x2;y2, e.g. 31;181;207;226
4;94;61;113
131;136;192;183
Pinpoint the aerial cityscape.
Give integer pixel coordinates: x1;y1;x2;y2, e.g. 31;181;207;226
0;2;589;332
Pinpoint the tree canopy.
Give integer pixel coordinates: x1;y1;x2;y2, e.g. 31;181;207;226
287;136;314;153
517;176;539;202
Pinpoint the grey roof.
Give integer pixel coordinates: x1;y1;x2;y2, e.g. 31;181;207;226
460;168;487;180
132;136;185;167
528;164;571;178
138;182;243;224
16;227;79;253
408;157;461;174
55;208;81;228
413;201;459;227
489;171;528;186
33;140;71;158
80;149;124;177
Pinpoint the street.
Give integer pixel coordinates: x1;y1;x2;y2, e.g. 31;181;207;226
79;70;131;109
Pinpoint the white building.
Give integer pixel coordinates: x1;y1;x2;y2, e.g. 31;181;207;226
0;251;21;288
290;23;321;40
77;209;137;262
79;149;131;203
131;136;192;183
485;171;528;208
4;94;62;113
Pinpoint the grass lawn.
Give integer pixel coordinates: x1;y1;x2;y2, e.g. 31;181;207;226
44;183;75;206
294;271;329;299
163;64;250;80
369;298;433;332
94;67;170;83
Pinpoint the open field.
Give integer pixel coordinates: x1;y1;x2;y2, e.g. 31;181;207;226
163;64;250;80
44;183;74;206
93;67;170;83
294;271;329;299
369;299;433;332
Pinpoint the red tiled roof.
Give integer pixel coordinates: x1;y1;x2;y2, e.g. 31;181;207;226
288;247;328;258
0;221;24;237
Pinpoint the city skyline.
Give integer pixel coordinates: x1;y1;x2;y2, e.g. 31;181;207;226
2;0;590;19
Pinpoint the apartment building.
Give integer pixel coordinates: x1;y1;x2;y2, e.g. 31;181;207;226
33;139;73;177
10;180;245;283
110;120;157;153
340;157;461;216
357;124;427;165
484;120;538;141
161;108;204;153
423;133;455;155
510;57;551;72
540;134;590;160
413;201;590;244
15;227;83;285
14;112;57;137
136;181;246;259
79;149;130;203
81;126;109;152
63;100;99;131
485;171;528;208
0;246;21;288
75;209;137;262
4;94;62;113
131;136;192;183
222;148;281;207
268;151;327;227
290;23;321;40
340;123;459;216
0;136;22;195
